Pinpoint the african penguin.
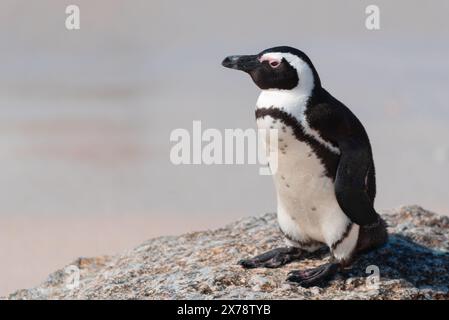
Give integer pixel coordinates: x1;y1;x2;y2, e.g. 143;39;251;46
222;46;388;288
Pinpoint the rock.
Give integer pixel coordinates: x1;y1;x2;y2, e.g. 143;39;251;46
6;205;449;300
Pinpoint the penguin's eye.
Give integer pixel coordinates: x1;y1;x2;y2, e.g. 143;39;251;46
269;60;280;68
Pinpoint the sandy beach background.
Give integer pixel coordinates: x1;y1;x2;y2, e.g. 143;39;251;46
1;0;448;295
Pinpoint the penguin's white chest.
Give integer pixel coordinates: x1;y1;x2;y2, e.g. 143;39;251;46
256;109;351;248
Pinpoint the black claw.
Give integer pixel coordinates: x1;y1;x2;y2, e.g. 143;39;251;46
286;263;340;288
238;259;257;269
238;247;303;269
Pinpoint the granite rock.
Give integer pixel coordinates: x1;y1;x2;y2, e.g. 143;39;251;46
7;205;449;300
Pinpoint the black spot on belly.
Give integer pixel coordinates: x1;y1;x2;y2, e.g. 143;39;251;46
311;207;316;211
256;107;339;179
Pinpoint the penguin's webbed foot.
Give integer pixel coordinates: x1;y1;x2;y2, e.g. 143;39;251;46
286;262;340;288
238;247;303;269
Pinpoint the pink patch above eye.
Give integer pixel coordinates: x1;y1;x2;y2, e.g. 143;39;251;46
259;56;281;68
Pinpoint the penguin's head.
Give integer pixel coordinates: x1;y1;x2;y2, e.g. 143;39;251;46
222;46;320;93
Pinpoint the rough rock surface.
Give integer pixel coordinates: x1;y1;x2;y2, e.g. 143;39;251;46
7;205;449;300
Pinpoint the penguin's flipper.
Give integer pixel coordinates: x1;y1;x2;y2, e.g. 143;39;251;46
238;247;303;269
334;137;379;226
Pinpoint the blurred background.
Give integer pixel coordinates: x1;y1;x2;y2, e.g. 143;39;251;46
0;0;448;295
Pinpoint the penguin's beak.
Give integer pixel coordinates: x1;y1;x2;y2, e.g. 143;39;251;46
222;55;260;73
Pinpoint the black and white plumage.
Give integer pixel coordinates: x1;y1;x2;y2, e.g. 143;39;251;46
222;46;388;287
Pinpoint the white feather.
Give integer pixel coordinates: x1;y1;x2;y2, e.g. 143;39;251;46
257;52;340;155
256;52;355;260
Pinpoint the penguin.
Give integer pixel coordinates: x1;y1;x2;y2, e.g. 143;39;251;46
222;46;388;288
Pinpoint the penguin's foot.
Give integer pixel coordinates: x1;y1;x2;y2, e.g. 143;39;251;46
286;262;340;288
238;247;303;269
